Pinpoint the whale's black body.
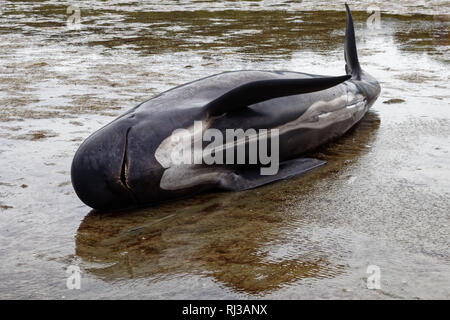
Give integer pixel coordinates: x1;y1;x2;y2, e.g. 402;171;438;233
71;5;380;211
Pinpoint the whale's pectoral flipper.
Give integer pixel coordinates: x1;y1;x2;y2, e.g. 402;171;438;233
218;158;326;191
204;75;351;117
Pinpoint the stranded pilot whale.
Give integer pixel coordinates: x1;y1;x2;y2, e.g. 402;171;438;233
71;4;380;211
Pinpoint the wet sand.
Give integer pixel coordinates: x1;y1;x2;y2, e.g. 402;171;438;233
0;1;449;299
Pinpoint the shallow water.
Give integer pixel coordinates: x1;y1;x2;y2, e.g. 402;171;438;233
0;1;449;299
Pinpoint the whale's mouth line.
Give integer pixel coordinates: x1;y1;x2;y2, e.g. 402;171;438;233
119;127;138;204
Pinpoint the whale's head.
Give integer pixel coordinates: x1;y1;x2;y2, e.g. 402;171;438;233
71;112;169;211
71;116;137;210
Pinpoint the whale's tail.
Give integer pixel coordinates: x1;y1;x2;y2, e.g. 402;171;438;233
344;3;362;80
343;4;381;106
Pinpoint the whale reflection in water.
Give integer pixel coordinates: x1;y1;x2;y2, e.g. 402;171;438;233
75;112;379;294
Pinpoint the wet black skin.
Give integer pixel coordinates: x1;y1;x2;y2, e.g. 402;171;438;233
71;70;380;210
71;5;381;211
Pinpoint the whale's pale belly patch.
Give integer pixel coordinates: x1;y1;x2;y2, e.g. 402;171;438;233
157;89;367;191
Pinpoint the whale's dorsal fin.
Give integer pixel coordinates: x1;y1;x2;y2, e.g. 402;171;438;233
204;75;351;117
